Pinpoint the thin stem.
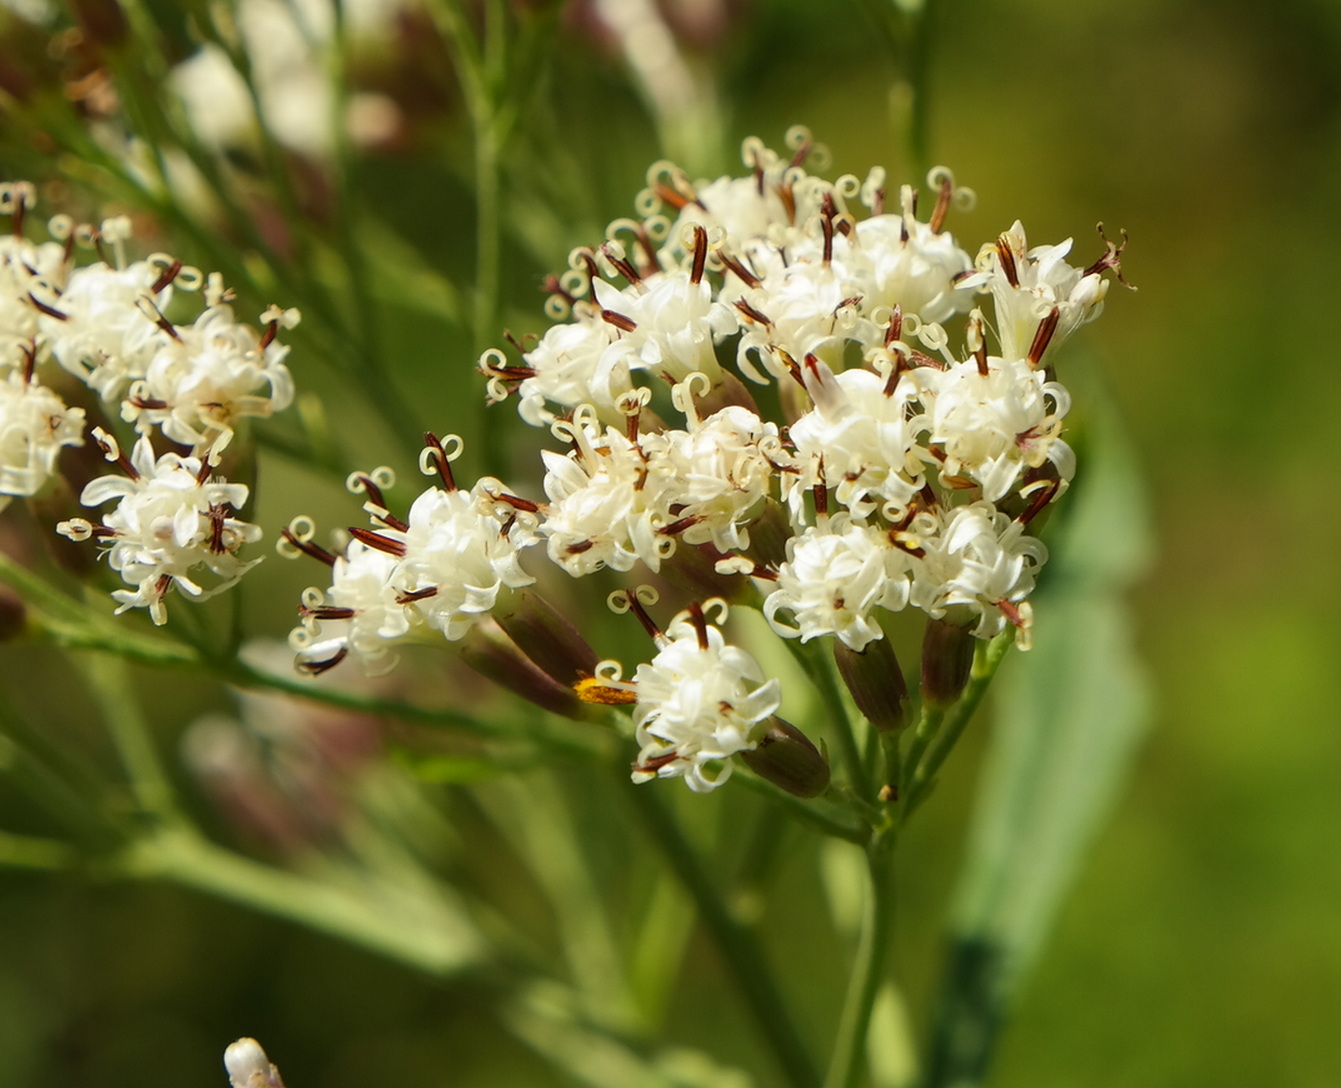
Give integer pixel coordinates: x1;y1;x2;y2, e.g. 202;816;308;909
732;770;868;845
0;831;75;870
625;782;821;1088
786;640;872;801
121;825;479;975
823;838;897;1088
75;653;179;821
905;631;1013;816
899;703;945;804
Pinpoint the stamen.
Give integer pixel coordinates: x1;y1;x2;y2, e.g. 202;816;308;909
687;601;710;651
885;305;903;347
776;181;797;225
397;586;439;604
150;258;182;294
422;432;457;491
601;309;638;333
1084;223;1135;288
346;527;407;557
634;750;681;774
995;235;1020;288
690;224;708;286
657;514;704;537
297;648;348;675
929;172;953;232
733;299;772;326
1027;307;1061;368
300;605;357;620
281;525;337;566
26;293;67;321
1018;478;1060;526
719;251;761;289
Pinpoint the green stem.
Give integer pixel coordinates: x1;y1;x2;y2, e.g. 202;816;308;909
899;703;945;804
625;782;821;1088
732;770;868;845
823;838;897;1088
75;653;179;820
787;640;872;801
0;831;75;870
905;631;1013;816
121;825;478;975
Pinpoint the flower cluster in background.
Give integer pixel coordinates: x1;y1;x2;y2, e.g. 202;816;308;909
0;180;297;623
288;130;1127;792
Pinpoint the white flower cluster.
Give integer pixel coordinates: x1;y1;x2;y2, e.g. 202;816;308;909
2;182;298;622
57;429;262;625
473;131;1126;788
285;443;539;674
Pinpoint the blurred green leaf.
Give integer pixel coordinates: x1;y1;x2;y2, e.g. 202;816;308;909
926;388;1153;1085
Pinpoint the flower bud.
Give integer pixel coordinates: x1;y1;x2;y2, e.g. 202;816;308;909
919;616;975;708
458;618;593;721
224;1037;285;1088
741;716;830;798
493;586;598;686
833;636;908;732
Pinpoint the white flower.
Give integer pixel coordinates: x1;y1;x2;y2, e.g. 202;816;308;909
851;184;981;325
42;260;171;402
516;314;631;427
763;517;912;651
650;405;781;553
906;501;1047;640
0;372;85;508
124;302;295;458
785;359;926;524
290;541;409;673
61;432;262;625
985;221;1108;363
0;233;67;373
924;353;1074;501
397;483;538;640
591;269;736;386
540;415;666;574
224;1037;285;1088
632;606;781;792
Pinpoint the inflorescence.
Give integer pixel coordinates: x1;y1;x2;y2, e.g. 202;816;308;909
283;129;1129;793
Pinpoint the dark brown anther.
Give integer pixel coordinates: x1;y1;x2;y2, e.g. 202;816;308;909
883;349;909;396
995;235;1020;288
909;349;944;371
601;244;642;287
626;408;642;444
974;333;989;377
422;432;456;491
780;350;805;388
150;259;182;294
733;299;772;326
92;431;139;479
687;600;710;650
813;472;829;521
720;251;762;289
997;598;1026;629
490;491;540;515
837;295;862;314
542;273;577;306
297;647;348;675
1083;223;1133;287
872;187;886;216
821;208;835;265
206;503;229;553
624;590;663;643
777;181;797;225
141;298;182;342
26;293;67;321
1017;478;1060;526
657;514;704;537
300;604;357;620
690;225;708;286
565;540;594;555
929;173;953;233
258;318;279;350
601;309;638;333
282;526;337;566
346;527;407;557
21;341;36;385
888;529;926;559
1027;306;1061;368
10;193;25;239
790;137;813;170
580;252;602;300
396;586;439;604
885;305;903;348
195;459;214;486
634;750;682;776
154;572;172;600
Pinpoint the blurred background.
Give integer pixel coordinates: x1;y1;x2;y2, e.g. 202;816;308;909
1;0;1339;1085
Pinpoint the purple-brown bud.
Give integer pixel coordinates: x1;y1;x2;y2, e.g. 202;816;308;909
741;716;830;798
458;618;593;721
920;617;976;708
833;637;908;732
493;586;598;687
